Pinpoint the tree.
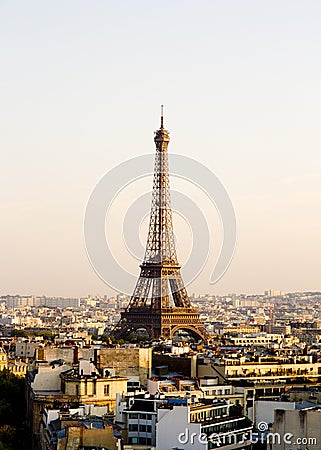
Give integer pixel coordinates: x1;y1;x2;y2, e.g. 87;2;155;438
0;370;26;450
31;330;55;340
10;329;28;338
0;425;15;447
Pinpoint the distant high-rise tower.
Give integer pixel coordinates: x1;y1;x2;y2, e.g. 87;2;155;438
113;108;208;341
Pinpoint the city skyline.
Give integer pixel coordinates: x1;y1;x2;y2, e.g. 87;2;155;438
1;1;321;297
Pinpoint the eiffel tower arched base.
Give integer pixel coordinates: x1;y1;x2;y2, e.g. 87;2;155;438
113;306;209;342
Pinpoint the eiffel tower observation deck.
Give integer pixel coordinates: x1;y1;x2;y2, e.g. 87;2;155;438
113;108;208;342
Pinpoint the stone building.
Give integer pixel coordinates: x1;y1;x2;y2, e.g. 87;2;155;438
95;347;152;386
34;346;152;387
0;345;28;376
272;407;321;450
0;346;7;371
26;359;127;450
40;405;122;450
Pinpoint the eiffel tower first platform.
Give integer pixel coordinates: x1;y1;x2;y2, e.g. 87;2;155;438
113;108;208;342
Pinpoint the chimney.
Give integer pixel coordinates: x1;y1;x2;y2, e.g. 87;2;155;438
73;346;79;364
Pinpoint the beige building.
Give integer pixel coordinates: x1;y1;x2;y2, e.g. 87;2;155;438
60;366;127;403
229;333;283;346
57;425;119;450
8;358;28;376
0;346;27;376
40;406;121;450
26;359;127;450
272;408;321;450
35;346;151;386
224;361;321;380
35;346;94;365
95;347;152;386
0;347;7;371
223;324;260;334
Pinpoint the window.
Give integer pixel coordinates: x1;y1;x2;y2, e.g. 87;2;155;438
129;413;138;419
104;384;110;396
139;413;147;420
139;424;146;432
147;425;152;433
129;424;138;432
129;437;138;444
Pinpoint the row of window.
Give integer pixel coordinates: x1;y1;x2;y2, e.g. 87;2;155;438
73;384;110;396
191;407;228;422
129;424;152;432
204;389;231;396
129;437;152;445
203;420;245;434
129;413;152;420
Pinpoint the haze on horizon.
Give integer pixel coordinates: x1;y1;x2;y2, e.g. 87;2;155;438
1;1;320;298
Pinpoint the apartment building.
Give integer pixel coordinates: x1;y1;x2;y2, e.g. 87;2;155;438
26;358;127;450
157;398;252;450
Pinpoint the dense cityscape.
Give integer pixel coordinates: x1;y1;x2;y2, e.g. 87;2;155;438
1;290;321;449
2;94;320;450
1;2;321;450
1;102;320;450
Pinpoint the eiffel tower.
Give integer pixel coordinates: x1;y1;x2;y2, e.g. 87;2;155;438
113;108;208;341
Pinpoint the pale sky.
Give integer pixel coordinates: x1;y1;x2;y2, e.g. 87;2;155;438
1;1;321;297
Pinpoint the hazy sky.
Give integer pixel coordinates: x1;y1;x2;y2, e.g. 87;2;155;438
1;1;321;297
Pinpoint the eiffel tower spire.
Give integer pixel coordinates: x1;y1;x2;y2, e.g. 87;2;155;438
113;109;208;341
144;104;177;265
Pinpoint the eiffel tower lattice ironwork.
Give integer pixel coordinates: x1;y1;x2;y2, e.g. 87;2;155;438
113;108;208;341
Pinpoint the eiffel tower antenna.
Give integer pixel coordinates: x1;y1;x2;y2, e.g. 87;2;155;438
113;110;208;341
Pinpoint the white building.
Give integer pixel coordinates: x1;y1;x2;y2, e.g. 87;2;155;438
116;393;165;447
252;400;295;427
229;333;283;347
157;399;252;450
